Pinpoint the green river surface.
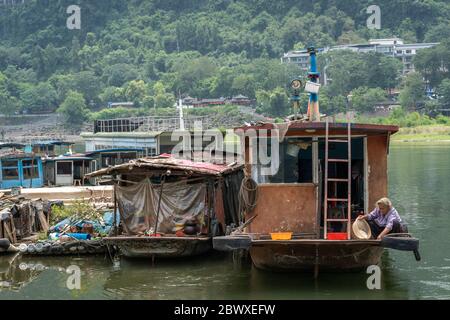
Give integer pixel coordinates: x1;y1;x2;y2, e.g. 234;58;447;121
0;145;449;300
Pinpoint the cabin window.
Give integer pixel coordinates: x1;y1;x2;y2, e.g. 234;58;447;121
1;160;19;181
22;159;39;179
101;154;117;167
251;137;313;184
23;167;39;179
2;168;19;180
2;160;18;168
117;152;138;164
145;147;157;156
57;162;73;175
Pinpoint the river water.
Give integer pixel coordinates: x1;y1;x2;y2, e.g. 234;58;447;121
1;145;449;300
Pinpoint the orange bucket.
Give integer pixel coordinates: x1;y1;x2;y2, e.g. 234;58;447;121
270;232;293;240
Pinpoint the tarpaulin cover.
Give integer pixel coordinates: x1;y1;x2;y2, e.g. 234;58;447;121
116;179;207;235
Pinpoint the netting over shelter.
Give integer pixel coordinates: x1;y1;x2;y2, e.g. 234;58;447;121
117;179;207;234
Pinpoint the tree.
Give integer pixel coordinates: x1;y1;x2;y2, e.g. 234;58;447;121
0;72;20;116
99;86;126;105
154;93;175;109
57;91;90;126
256;87;289;117
350;87;387;113
414;42;450;88
424;22;450;43
21;82;58;113
399;72;425;111
323;50;369;97
231;74;256;98
70;37;81;71
105;64;140;87
124;80;150;107
153;82;175;108
437;79;450;108
320;51;402;97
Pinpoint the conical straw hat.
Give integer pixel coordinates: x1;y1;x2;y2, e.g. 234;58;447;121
352;219;372;240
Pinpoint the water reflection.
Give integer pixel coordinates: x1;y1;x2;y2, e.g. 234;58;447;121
1;251;412;300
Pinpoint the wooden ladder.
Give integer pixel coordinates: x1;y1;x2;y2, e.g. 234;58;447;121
324;116;352;240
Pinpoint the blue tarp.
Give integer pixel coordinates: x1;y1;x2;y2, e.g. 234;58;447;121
50;210;120;235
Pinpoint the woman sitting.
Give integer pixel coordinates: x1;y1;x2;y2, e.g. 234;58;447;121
357;197;407;240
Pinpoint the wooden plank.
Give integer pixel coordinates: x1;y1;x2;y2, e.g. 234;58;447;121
38;211;49;232
3;222;14;244
10;216;17;243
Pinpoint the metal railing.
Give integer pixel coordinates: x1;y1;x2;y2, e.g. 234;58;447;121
93;116;211;133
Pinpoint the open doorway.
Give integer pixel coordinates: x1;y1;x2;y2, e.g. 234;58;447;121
318;137;365;235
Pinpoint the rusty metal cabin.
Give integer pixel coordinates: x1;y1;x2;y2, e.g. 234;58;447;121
236;121;399;239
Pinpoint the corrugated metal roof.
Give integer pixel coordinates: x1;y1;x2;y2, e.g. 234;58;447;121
87;154;243;178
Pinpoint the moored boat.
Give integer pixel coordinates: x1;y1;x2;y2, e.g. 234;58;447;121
102;236;211;258
87;154;243;259
213;47;420;275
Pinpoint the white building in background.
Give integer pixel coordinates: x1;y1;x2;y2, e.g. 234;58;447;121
281;38;439;77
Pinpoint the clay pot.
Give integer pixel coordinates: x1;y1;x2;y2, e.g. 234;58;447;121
176;230;185;237
183;225;197;235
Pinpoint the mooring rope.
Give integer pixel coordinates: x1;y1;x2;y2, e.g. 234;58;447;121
238;176;259;222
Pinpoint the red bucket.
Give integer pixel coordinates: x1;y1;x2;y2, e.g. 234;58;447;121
327;232;348;240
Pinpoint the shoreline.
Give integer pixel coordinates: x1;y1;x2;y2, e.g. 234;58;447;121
389;125;450;145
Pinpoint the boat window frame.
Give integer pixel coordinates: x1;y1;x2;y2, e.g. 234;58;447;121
22;158;40;180
248;134;368;186
1;159;20;181
56;161;73;176
250;135;316;185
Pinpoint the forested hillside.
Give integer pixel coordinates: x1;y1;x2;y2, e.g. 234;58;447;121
0;0;449;123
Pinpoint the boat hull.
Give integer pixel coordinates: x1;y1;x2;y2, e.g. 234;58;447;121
103;236;212;258
250;239;384;272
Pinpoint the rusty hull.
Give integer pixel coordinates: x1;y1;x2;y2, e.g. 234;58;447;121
250;239;384;272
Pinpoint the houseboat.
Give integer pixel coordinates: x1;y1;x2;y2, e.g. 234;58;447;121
43;154;94;186
26;140;75;157
213;47;420;275
0;143;43;190
84;148;147;169
86;154;243;259
42;148;148;187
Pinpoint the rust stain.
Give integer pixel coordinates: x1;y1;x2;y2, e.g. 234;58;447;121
367;135;388;208
247;184;317;234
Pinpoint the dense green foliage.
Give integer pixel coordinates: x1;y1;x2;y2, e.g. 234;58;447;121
57;90;89;126
359;108;450;127
0;0;449;124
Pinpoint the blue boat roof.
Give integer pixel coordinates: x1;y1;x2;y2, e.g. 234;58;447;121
44;155;94;162
0;152;41;160
29;140;75;146
0;143;25;149
85;148;145;156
